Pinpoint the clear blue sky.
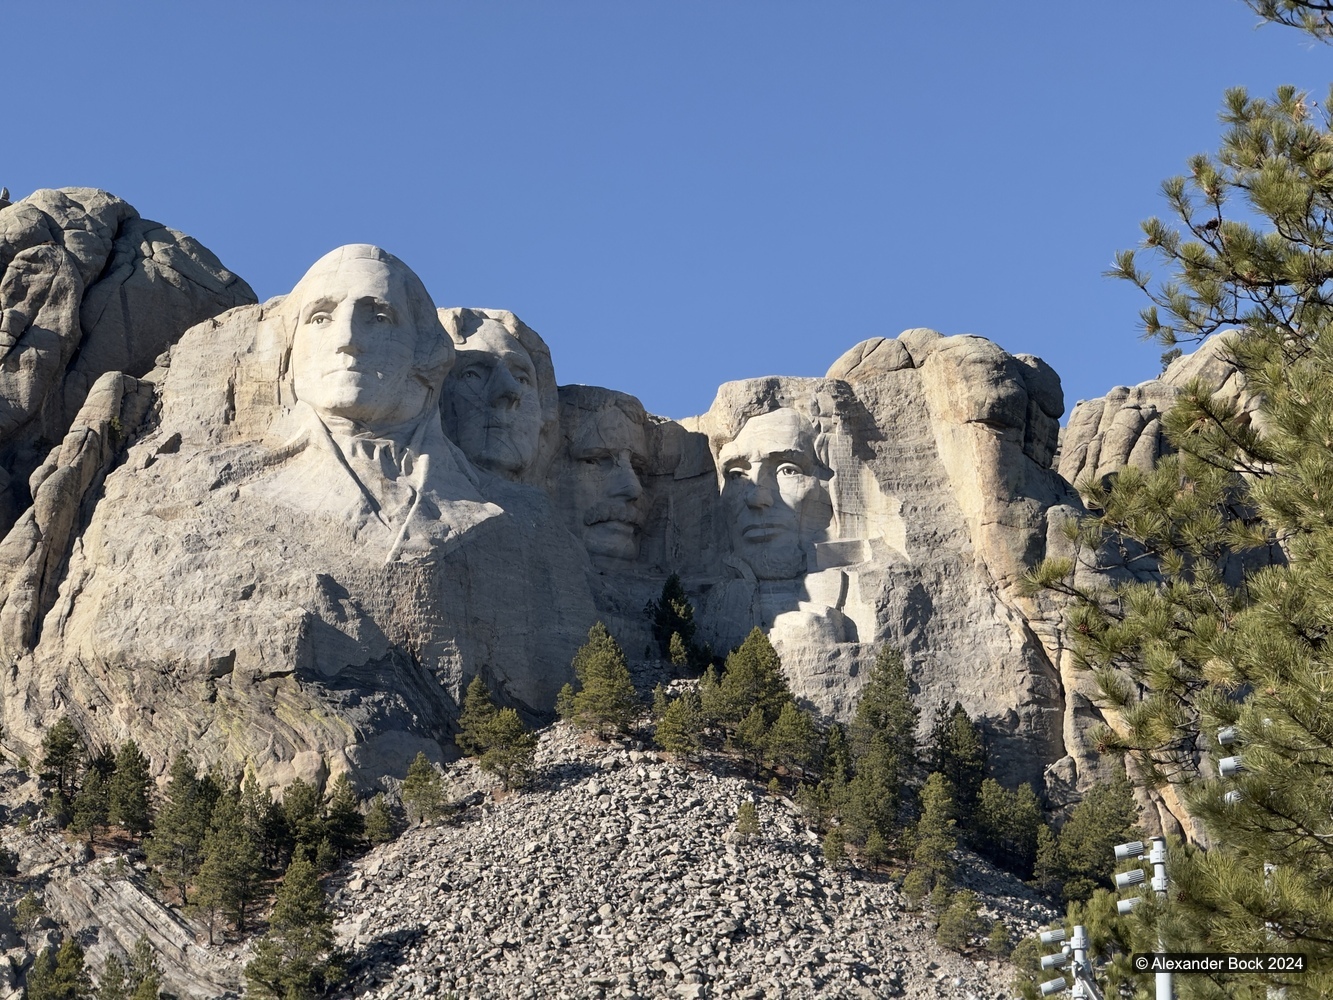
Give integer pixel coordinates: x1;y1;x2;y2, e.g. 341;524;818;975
7;2;1328;419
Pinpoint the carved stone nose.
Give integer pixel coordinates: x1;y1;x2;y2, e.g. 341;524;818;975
490;366;521;404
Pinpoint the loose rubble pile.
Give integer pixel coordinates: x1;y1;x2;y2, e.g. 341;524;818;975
331;726;1055;1000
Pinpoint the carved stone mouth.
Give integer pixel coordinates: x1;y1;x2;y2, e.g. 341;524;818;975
741;523;791;541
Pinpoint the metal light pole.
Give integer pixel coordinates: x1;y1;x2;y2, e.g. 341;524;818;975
1115;838;1173;1000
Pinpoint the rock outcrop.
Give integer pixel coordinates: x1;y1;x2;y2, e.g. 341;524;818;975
0;226;1130;802
1057;334;1249;488
0;189;255;535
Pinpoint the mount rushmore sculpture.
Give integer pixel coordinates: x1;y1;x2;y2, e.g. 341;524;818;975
0;188;1187;799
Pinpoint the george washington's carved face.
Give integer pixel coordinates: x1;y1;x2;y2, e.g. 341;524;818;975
289;249;445;431
719;408;830;580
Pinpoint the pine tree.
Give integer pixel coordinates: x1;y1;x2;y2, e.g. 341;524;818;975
70;767;110;842
1021;30;1333;987
193;788;261;938
936;889;984;952
821;723;851;787
401;752;445;824
27;938;91;1000
910;772;958;894
972;779;1043;879
703;627;791;730
733;704;769;768
364;794;397;845
654;689;704;756
850;646;919;768
1031;768;1139;905
244;855;342;1000
566;622;640;738
927;701;985;827
40;716;85;800
281;778;326;863
822;827;846;867
125;936;162;1000
456;675;499;757
96;955;128;1000
734;799;760;841
479;708;538;791
145;752;217;905
644;573;701;664
765;701;819;773
323;774;365;860
240;772;287;871
108;741;152;838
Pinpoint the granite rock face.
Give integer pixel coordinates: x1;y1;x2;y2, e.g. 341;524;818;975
0;230;1111;798
1057;333;1249;488
0;188;255;535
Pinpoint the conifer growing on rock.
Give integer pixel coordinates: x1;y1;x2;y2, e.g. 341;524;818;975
401;752;446;824
644;573;703;666
927;701;986;828
108;740;152;838
563;622;640;738
701;627;791;731
480;708;539;791
244;855;342;1000
1030;768;1138;904
364;794;397;845
27;937;91;1000
194;787;262;938
40;716;84;801
456;675;499;757
324;774;366;860
654;689;704;757
70;766;110;842
765;701;819;773
910;772;958;896
145;751;219;906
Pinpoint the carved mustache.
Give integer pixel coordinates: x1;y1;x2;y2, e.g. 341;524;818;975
584;501;644;528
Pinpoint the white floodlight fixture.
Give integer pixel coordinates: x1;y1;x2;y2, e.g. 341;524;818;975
1039;976;1069;996
1219;755;1245;778
1224;789;1244;805
1117;897;1141;915
1041;953;1070;970
1115;869;1147;890
1114;840;1145;861
1217;725;1239;746
1040;928;1067;945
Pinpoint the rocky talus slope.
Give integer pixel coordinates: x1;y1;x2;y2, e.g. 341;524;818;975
0;725;1053;1000
329;725;1054;1000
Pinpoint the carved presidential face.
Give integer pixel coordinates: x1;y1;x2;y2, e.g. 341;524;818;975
443;320;543;479
290;255;436;430
719;408;831;580
563;404;649;566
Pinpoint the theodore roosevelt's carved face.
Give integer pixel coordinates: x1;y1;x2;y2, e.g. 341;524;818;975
562;401;648;566
442;320;543;479
719;408;830;580
289;252;442;430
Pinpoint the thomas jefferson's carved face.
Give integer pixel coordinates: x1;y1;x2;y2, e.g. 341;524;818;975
563;405;648;566
290;256;434;430
443;320;543;479
719;408;830;580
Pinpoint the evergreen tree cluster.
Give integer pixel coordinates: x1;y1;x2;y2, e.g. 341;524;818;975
643;573;709;668
557;621;642;738
456;676;539;791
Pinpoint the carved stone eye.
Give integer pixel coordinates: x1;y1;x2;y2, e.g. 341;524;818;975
310;313;331;326
777;463;803;477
